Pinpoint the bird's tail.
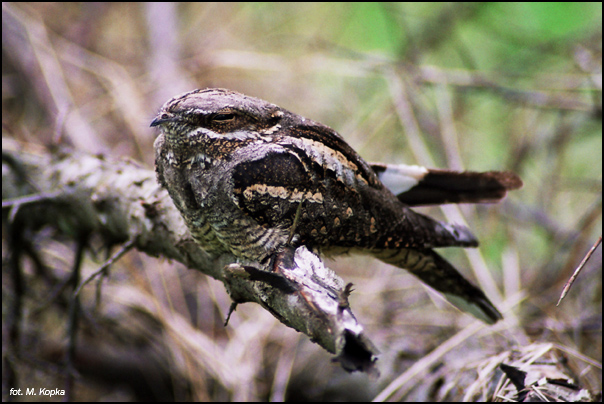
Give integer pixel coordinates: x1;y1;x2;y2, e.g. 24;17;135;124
375;248;503;324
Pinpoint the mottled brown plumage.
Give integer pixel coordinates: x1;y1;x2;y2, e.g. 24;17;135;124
152;88;522;324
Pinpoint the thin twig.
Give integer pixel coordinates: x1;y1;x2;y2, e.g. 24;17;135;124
65;236;88;400
287;198;305;245
557;236;602;306
74;237;137;298
2;190;64;209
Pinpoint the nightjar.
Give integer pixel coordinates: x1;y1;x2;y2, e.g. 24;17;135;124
151;88;522;324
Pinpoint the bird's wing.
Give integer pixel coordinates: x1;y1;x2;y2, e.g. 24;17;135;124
231;145;478;250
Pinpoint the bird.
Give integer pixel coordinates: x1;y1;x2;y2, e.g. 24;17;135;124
151;88;522;324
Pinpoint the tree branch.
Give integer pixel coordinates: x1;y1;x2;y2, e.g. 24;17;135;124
2;147;378;374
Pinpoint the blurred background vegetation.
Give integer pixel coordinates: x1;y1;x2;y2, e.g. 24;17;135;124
2;2;601;401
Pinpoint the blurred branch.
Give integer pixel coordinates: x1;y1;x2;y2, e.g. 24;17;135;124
3;3;159;161
1;146;378;373
208;48;597;113
2;4;106;152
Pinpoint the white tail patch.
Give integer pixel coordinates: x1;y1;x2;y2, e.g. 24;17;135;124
375;164;428;195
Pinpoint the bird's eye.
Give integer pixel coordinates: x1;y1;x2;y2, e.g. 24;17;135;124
212;113;235;122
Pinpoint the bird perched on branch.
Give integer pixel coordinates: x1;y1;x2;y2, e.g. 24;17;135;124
152;88;522;324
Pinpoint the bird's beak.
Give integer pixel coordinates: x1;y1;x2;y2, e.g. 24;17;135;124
150;114;175;127
150;116;164;127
